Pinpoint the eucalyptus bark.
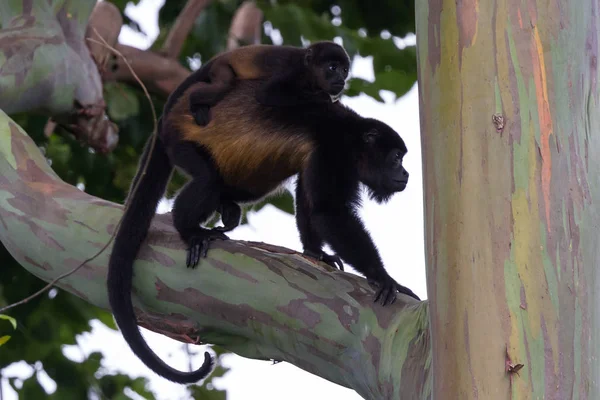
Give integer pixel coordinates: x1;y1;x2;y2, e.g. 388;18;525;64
0;110;430;400
416;0;600;398
0;0;99;115
0;0;118;153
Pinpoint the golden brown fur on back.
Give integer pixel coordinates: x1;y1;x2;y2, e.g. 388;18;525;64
168;80;314;196
218;45;276;79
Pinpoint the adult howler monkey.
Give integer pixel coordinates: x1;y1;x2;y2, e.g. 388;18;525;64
108;77;419;385
183;41;350;126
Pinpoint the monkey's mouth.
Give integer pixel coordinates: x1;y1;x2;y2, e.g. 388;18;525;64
392;179;408;191
330;82;346;93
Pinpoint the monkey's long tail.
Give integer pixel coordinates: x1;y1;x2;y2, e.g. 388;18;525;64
107;132;214;383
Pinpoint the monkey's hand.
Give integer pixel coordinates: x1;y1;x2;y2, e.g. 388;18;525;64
368;275;420;306
303;250;344;271
192;107;211;127
186;228;229;268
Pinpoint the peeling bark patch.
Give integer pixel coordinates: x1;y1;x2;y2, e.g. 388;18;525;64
277;299;322;329
400;331;431;399
427;0;443;69
289;264;321;281
456;0;478;65
23;220;65;251
7;192;67;227
521;324;533;391
463;312;479;399
530;28;553;230
23;255;51;271
567;135;591;209
63;258;104;280
73;219;99;233
136;243;177;267
137;308;205;344
271;272;360;331
91;199;123;209
210;258;259;283
246;241;297;255
0;31;64;100
363;333;381;372
541;317;559;400
4;128;70;226
61;283;89;302
520;283;528;310
586;1;598;100
155;279;344;352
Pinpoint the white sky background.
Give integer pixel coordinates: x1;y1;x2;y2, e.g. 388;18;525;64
2;0;427;399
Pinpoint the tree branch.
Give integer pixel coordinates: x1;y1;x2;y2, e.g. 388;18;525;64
227;1;263;50
161;0;213;59
101;0;263;96
0;0;118;153
85;1;123;73
101;44;191;96
0;111;431;400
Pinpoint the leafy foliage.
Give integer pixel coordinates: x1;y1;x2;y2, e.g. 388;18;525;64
0;0;416;399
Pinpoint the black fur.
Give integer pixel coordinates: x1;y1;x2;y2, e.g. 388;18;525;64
107;60;417;386
189;42;350;125
167;82;419;304
254;42;350;107
106;126;215;383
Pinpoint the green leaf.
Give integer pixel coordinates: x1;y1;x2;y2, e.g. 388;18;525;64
263;4;337;46
19;374;47;398
95;310;118;330
345;78;384;102
0;335;11;346
189;379;227;400
247;189;295;218
104;83;141;122
0;314;17;329
129;377;157;400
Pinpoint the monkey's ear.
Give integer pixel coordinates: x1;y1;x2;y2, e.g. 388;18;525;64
304;48;313;66
363;129;379;144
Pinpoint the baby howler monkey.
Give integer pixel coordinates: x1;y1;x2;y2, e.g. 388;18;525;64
107;75;419;386
182;41;350;126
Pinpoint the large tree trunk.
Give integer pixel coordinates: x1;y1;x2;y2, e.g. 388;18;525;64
416;0;600;398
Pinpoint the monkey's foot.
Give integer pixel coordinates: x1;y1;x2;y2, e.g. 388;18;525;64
303;250;344;271
368;276;420;306
186;229;229;268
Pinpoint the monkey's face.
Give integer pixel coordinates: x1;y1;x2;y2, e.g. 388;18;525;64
314;60;349;96
383;148;409;192
305;43;350;96
359;125;409;203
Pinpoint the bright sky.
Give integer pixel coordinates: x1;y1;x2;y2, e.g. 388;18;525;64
2;1;427;399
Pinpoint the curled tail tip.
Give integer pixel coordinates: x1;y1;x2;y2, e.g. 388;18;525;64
171;352;215;384
199;351;216;377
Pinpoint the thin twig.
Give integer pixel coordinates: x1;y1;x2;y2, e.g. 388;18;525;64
162;0;212;58
0;29;159;314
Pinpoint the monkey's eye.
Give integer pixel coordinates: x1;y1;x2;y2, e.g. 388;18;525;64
329;63;338;71
391;152;403;167
343;67;349;73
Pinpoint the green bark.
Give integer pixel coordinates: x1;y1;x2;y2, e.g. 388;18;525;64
416;0;599;398
0;0;100;115
0;110;430;400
